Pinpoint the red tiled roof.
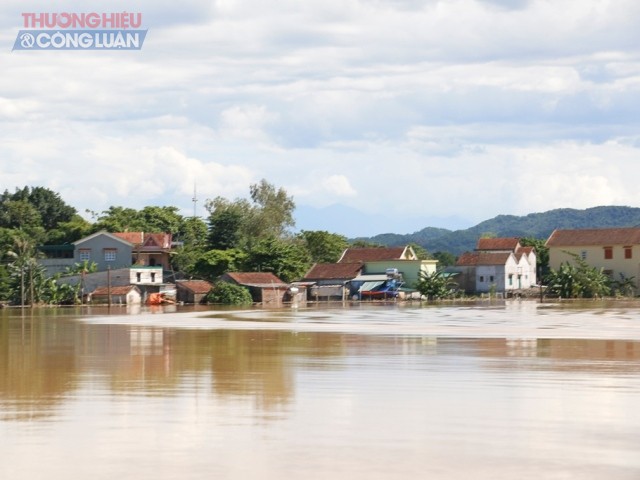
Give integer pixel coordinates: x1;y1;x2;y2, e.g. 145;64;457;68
177;280;213;294
456;252;513;266
224;272;287;286
113;232;145;245
113;232;172;249
519;246;535;255
476;237;520;251
143;233;172;249
92;285;139;295
303;263;363;280
545;228;640;247
339;247;409;263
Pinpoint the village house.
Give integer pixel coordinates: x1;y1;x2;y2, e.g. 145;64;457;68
299;262;364;300
113;232;174;270
38;230;134;275
450;237;537;294
176;280;213;304
337;246;438;288
89;285;142;305
545;227;640;288
219;272;298;307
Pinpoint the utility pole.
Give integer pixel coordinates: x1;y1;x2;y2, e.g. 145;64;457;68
107;265;112;309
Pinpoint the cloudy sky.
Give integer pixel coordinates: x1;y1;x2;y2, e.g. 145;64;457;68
2;0;640;236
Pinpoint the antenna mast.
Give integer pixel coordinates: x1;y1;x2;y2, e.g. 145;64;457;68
192;183;198;219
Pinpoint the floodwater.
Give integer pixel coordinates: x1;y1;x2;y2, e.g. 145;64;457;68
1;301;640;480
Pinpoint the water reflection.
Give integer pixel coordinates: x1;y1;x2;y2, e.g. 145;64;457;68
1;305;640;479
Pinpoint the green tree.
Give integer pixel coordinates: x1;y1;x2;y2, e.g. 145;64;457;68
45;214;93;244
243;237;311;283
610;273;636;298
545;252;610;298
408;243;432;260
432;251;457;267
248;179;296;239
205;281;253;305
299;230;348;263
177;217;208;249
93;206;143;232
204;179;296;250
1;186;76;231
520;237;549;277
138;206;184;233
206;197;251;249
192;249;247;281
6;233;42;306
416;269;459;301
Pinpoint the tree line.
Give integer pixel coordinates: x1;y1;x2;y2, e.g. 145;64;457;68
0;181;355;305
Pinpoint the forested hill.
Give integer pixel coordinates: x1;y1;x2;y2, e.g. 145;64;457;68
356;206;640;255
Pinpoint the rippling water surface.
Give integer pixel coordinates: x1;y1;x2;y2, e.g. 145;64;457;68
1;301;640;479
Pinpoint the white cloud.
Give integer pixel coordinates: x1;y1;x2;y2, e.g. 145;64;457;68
2;0;640;233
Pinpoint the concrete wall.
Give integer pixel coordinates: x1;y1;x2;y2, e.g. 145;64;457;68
75;234;133;272
549;245;640;288
363;260;438;288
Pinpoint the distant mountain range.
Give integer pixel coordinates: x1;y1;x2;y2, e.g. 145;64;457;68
353;206;640;255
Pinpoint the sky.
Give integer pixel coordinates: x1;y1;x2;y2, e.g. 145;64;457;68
2;0;640;237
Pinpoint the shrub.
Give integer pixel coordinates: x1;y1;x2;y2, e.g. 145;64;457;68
205;281;253;305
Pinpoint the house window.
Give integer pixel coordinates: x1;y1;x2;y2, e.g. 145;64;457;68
625;247;632;259
489;275;494;283
104;249;117;262
79;249;91;261
479;276;485;282
581;251;587;260
136;272;141;282
508;274;513;286
151;272;156;283
604;247;613;260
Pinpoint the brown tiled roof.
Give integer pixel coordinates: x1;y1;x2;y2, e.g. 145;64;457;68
456;252;513;266
519;246;535;255
339;247;409;262
476;237;520;251
303;263;363;280
143;233;172;249
113;232;172;249
545;228;640;247
224;272;287;286
177;280;213;294
113;232;145;245
92;285;139;295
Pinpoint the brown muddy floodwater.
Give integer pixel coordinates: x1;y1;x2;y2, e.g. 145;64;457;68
1;300;640;479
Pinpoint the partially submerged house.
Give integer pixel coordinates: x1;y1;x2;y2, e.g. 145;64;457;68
545;227;640;288
451;237;537;294
176;280;213;304
300;262;364;300
58;266;165;303
89;285;142;305
337;246;438;288
219;272;295;306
